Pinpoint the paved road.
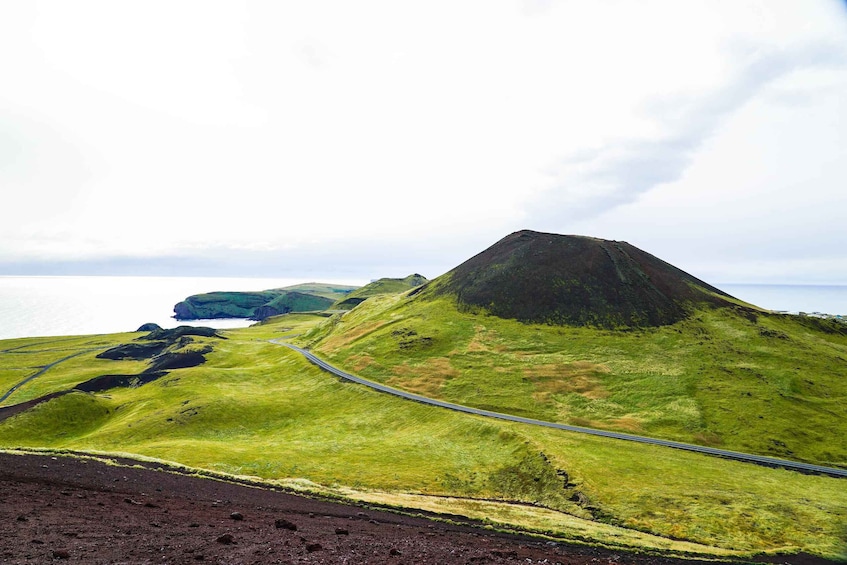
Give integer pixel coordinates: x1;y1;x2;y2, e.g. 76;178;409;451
273;340;847;479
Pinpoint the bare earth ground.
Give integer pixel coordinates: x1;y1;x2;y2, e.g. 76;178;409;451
0;452;831;565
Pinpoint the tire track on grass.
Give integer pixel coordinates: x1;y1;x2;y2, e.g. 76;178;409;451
0;350;99;405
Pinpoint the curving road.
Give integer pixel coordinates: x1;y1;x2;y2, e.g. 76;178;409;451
0;350;97;405
273;340;847;479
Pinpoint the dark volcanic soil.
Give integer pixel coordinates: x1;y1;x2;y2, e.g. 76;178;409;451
436;230;737;328
0;452;834;565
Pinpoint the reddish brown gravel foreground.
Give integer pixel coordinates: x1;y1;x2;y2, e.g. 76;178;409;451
0;452;832;564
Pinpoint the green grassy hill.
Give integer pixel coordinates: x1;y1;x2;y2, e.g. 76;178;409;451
332;274;428;310
297;232;847;468
0;322;845;559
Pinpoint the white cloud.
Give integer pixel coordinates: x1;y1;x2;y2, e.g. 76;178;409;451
526;41;845;227
1;1;846;282
566;59;847;283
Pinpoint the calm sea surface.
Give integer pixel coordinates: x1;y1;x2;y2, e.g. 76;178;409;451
0;276;364;341
0;277;845;341
717;284;847;316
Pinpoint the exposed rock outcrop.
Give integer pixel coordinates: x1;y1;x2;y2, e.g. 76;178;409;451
96;342;168;360
140;326;222;341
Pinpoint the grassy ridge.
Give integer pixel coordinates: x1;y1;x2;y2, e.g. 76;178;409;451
0;322;845;558
298;292;847;467
332;274;428;310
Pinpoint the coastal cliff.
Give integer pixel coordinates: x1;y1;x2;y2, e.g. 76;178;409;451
174;283;358;321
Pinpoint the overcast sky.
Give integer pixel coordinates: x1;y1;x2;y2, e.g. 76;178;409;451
2;1;846;284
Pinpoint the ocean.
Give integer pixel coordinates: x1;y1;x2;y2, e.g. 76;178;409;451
0;276;365;341
717;284;847;316
0;277;844;341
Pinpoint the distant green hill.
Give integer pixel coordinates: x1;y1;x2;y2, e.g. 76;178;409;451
332;274;428;310
174;282;359;320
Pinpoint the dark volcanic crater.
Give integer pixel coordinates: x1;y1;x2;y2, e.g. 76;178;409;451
436;230;737;328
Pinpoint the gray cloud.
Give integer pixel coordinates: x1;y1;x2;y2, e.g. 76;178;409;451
520;0;553;17
525;42;845;230
294;39;332;69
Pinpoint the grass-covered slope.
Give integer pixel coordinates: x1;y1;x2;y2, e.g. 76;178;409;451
0;323;845;559
299;280;847;469
279;283;361;300
0;333;150;406
332;274;428;310
173;282;358;321
438;230;736;328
